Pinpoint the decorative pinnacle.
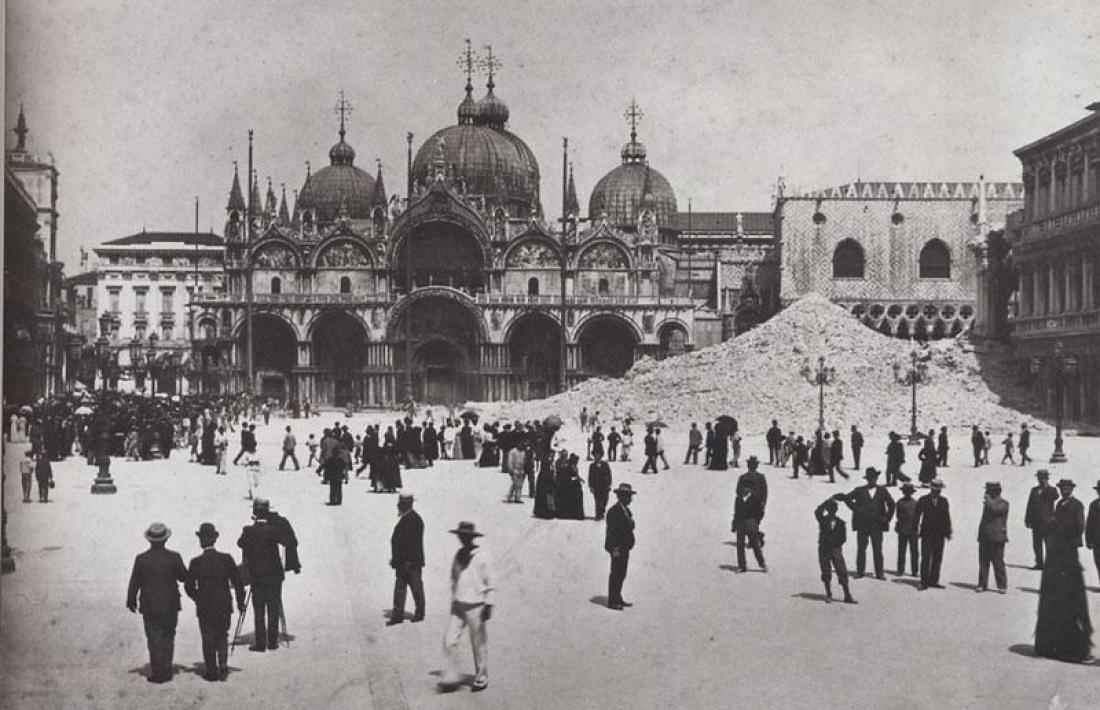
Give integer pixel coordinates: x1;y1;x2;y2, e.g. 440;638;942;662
478;44;501;89
334;90;353;140
457;38;476;92
624;98;644;142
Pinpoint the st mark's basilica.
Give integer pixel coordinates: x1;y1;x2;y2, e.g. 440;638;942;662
195;53;782;407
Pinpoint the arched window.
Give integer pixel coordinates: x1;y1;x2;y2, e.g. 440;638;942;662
919;239;951;279
832;239;865;279
270;277;281;294
598;278;610;296
340;276;351;294
527;277;539;296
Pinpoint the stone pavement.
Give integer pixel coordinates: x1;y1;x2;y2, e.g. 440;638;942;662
2;413;1098;709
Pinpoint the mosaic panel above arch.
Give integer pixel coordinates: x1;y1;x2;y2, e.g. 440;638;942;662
505;240;561;268
578;242;630;269
316;240;374;268
251;243;300;269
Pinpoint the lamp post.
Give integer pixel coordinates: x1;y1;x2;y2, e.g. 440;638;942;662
128;337;144;393
800;355;836;433
1048;340;1078;463
146;332;159;396
893;348;931;445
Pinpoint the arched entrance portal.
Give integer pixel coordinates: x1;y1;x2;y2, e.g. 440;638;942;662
508;312;562;398
390;295;483;403
312;310;369;407
245;315;297;402
577;315;638;378
395;222;486;293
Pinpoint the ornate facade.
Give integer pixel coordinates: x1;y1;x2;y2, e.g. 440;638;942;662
777;180;1023;339
1006;103;1100;426
195;66;778;406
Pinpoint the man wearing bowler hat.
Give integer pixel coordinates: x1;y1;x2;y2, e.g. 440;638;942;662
894;482;919;576
126;522;188;683
184;523;246;680
388;491;425;625
914;479;952;590
1025;469;1058;570
842;467;895;579
440;521;494;692
976;481;1009;593
605;483;637;608
1086;479;1100;584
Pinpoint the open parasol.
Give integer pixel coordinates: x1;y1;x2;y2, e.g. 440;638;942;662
74;405;94;416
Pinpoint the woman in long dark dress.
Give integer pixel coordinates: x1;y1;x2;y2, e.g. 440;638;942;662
479;424;500;467
1035;479;1093;662
379;444;403;493
917;432;938;485
459;424;475;459
709;421;730;471
201;416;216;465
533;455;557;519
555;454;586;520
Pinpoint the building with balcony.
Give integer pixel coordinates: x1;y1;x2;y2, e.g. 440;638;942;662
777;179;1023;339
196;68;777;406
93;230;225;394
1007;102;1100;426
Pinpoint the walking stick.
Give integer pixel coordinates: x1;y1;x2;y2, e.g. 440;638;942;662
230;588;251;657
279;604;290;648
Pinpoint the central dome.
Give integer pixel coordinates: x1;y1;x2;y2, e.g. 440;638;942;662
412;80;541;218
589;137;677;229
297;127;376;224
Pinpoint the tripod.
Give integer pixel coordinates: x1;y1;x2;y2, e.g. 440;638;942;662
230;588;251;657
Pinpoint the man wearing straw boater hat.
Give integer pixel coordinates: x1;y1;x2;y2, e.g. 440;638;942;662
126;522;188;683
184;523;246;681
976;482;1009;593
440;521;494;692
605;483;637;609
914;479;952;591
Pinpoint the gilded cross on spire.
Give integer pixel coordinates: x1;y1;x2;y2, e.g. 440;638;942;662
478;44;501;87
334;91;353;140
624;98;644;142
456;38;476;88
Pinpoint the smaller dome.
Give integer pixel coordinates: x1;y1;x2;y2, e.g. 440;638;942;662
329;138;355;166
478;84;510;129
621;139;646;164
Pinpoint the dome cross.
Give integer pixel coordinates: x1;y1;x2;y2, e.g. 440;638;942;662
624;98;644;142
333;90;353;141
477;45;502;89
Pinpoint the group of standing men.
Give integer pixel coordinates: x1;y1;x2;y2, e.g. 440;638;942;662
125;498;299;682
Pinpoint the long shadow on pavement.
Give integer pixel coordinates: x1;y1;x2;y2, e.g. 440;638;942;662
791;592;830;603
949;581;982;591
892;578;922;588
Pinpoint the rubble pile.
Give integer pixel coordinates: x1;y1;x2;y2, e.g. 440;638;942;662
472;293;1043;434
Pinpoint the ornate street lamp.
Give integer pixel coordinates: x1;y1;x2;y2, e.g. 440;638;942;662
147;332;159;396
1049;340;1078;463
893;348;931;445
129;336;145;392
801;355;836;433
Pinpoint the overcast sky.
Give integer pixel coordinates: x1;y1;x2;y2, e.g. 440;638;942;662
7;0;1099;271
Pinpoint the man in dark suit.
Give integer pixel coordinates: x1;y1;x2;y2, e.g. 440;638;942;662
765;420;783;466
1018;423;1032;465
126;522;188;683
1025;469;1058;570
1087;479;1100;584
604;483;636;610
843;467;895;579
815;496;856;603
976;481;1009;593
936;426;949;467
733;457;768;573
184;523;246;681
970;425;984;467
850;425;864;470
238;501;290;651
588;451;612;521
894;482;919;576
388;492;425;625
641;428;657;474
914;479;952;590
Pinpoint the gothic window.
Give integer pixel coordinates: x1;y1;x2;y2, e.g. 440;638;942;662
598;278;610;295
271;277;281;294
340;276;351;294
527;277;539;296
832;239;865;279
919;239;951;279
